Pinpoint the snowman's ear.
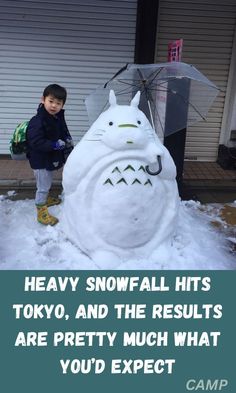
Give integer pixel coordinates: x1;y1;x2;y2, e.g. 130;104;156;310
109;90;117;107
131;91;140;107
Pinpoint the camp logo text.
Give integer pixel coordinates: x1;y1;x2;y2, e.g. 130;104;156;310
186;379;228;391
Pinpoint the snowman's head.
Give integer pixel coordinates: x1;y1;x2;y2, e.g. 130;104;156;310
86;90;155;150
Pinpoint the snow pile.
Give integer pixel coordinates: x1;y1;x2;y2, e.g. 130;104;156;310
62;91;179;264
0;195;235;270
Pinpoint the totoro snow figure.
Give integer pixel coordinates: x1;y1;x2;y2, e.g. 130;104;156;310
62;90;179;265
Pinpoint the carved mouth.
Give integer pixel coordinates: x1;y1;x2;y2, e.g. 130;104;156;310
118;124;138;128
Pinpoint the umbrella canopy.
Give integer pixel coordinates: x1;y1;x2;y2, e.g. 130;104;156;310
85;62;219;137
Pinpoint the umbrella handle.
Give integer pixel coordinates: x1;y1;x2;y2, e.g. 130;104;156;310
145;155;162;176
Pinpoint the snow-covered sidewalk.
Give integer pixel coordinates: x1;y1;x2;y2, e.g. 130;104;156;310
0;192;235;270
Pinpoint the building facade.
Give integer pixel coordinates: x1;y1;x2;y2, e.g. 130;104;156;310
0;0;236;164
155;0;236;162
0;0;137;153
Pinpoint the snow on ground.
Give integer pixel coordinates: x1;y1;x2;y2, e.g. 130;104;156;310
0;193;235;270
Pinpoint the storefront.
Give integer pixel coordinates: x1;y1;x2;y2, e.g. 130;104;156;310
1;0;236;165
155;0;236;162
0;0;137;154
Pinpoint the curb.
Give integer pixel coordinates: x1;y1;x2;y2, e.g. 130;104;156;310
0;180;62;194
183;179;236;191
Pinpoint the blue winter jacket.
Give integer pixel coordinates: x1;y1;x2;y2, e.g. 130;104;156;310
26;104;72;171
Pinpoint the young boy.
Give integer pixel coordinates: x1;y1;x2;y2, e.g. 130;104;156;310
26;84;73;226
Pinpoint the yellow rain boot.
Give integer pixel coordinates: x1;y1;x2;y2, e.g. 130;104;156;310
46;196;61;207
37;205;59;226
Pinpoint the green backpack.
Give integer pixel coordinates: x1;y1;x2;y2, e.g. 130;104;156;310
10;120;29;160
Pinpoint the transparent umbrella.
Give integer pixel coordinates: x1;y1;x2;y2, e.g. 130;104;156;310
85;62;220;137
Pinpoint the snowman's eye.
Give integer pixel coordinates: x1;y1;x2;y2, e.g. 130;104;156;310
109;121;113;126
137;120;141;125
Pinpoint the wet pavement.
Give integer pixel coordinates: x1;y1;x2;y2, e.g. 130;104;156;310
0;157;235;203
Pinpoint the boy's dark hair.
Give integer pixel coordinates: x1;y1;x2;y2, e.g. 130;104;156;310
43;84;67;104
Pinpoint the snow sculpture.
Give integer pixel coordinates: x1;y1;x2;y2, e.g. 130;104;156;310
62;90;179;264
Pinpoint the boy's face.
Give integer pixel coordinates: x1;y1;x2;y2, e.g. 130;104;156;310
42;94;64;116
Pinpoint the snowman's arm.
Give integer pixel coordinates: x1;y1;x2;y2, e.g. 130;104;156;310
62;140;111;194
62;140;94;194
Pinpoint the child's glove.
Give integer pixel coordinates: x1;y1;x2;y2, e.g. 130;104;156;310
52;139;66;150
65;137;74;148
